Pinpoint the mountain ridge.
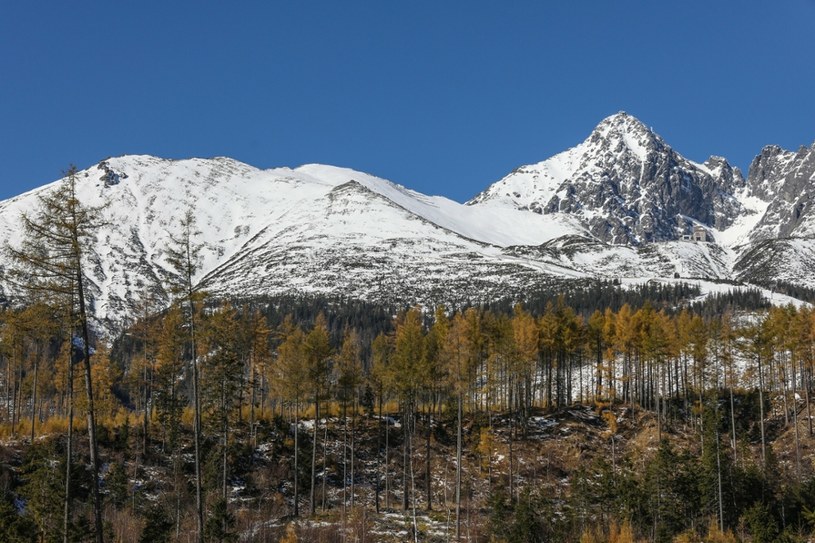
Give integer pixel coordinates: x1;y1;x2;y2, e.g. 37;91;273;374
2;114;814;334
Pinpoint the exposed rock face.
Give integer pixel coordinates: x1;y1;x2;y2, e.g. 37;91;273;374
470;112;746;245
746;143;815;241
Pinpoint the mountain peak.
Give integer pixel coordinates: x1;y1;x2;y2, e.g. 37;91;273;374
594;111;651;135
587;112;662;161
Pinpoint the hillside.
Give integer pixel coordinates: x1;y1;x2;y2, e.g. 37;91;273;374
2;297;815;541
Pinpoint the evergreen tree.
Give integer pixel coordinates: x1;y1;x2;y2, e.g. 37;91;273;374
201;303;243;512
6;166;105;543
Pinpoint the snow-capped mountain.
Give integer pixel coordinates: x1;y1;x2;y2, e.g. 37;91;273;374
0;155;593;333
1;113;813;334
469;112;815;292
469;112;746;245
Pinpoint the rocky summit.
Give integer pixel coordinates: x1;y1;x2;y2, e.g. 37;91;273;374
469;112;747;245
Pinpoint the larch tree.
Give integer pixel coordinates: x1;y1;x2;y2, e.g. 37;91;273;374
601;307;617;402
738;318;772;468
538;303;559;410
26;307;47;441
614;304;636;406
587;309;606;404
510;305;537;501
443;309;479;540
369;331;393;512
337;328;363;522
304;313;332;516
639;309;672;438
423;306;450;510
717;312;739;463
5;166;105;543
155;304;186;452
130;292;162;458
797;307;815;438
273;317;308;517
689;314;709;451
244;308;270;446
164;208;206;542
154;303;187;535
675;309;694;411
390;306;427;541
482;311;513;491
0;308;24;431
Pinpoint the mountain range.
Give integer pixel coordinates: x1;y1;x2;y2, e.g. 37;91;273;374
1;112;813;334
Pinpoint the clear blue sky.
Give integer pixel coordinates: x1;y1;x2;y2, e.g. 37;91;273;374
2;1;814;202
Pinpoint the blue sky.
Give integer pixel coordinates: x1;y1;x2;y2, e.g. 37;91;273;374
1;1;814;202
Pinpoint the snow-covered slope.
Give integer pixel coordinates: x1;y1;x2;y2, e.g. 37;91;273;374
2;113;813;334
0;155;591;332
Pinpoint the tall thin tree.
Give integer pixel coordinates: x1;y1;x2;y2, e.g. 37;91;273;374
165;209;205;542
6;166;105;543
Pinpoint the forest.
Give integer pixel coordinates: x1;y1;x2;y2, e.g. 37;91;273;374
2;170;815;542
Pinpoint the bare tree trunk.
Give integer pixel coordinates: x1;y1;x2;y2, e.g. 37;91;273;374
758;354;767;467
310;394;319;516
375;393;381;513
715;407;724;533
508;382;514;503
455;392;462;541
343;401;348;526
190;303;204;543
221;389;229;536
250;362;256;448
77;271;104;543
142;357;149;458
294;402;300;517
4;357;9;424
351;395;357;508
729;374;738;464
30;357;38;442
792;357;802;482
385;398;390;510
63;339;74;543
403;404;410;512
175;452;181;539
806;362;813;437
321;419;328;511
425;407;432;511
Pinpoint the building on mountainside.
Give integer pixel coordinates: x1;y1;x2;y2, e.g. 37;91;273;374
682;226;710;242
692;226;709;242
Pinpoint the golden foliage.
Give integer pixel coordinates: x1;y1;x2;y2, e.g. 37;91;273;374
278;522;298;543
477;426;494;472
608;519;640;543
